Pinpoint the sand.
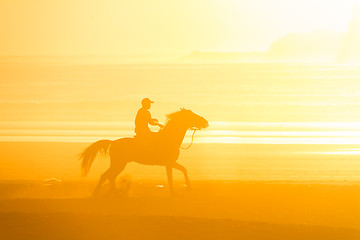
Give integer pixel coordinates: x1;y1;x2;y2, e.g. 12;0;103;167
0;180;359;240
1;142;360;239
2;213;359;240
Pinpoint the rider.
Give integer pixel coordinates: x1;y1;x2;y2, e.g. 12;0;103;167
135;98;163;138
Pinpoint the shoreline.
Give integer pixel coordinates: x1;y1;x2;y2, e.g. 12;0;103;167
1;142;360;182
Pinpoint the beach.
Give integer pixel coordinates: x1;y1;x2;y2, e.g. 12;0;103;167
0;180;360;240
1;62;360;239
1;141;360;239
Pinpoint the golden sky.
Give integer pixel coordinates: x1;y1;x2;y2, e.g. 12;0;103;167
0;0;357;55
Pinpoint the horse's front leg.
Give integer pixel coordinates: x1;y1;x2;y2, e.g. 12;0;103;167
166;165;174;195
173;162;191;191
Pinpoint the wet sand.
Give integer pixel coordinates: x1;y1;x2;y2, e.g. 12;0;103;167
2;212;359;240
1;141;360;239
0;181;359;240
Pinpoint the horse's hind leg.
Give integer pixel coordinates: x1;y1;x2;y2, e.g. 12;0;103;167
93;169;111;196
92;158;127;196
107;160;127;192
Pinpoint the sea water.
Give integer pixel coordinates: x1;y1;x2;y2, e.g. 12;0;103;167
1;61;360;181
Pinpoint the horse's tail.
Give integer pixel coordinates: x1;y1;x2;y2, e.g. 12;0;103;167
80;140;113;177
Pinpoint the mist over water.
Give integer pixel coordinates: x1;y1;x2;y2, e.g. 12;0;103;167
1;61;360;182
1;62;360;142
2;62;360;123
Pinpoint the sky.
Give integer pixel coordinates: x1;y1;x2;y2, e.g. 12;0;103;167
0;0;358;56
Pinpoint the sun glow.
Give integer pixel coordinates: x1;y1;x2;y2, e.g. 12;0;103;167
2;1;360;238
0;0;357;55
221;0;355;31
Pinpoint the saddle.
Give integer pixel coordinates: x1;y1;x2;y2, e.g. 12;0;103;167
134;132;160;148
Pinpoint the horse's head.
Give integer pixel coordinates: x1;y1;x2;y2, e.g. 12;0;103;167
166;108;209;130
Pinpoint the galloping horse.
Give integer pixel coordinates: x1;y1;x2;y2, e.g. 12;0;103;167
80;109;209;195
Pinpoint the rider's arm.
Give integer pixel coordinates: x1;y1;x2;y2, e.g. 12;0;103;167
149;119;163;128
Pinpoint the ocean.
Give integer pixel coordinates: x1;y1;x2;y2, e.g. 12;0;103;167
1;60;360;182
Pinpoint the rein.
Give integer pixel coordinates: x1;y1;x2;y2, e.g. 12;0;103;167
180;128;198;150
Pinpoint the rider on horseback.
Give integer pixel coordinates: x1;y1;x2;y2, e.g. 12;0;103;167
135;98;164;140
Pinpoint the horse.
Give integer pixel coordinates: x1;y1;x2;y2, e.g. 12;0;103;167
80;108;209;195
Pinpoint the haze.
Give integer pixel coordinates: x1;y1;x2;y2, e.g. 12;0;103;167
2;1;360;239
0;0;357;56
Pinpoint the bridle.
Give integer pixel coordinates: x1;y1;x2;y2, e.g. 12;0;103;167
180;127;200;150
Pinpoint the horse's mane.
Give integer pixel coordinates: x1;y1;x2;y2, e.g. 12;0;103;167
166;110;182;121
166;108;190;123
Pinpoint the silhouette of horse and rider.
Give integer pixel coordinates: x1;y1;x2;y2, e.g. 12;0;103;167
80;98;209;195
